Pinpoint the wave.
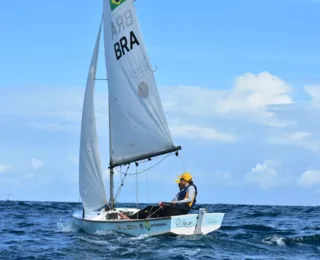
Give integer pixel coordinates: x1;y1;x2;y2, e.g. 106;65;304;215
301;207;320;214
73;235;114;246
262;234;320;247
222;224;278;232
2;229;25;235
289;234;320;246
246;211;281;218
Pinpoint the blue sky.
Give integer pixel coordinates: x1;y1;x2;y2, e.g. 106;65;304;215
0;0;320;206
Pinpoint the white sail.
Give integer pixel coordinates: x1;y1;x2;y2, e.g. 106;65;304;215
79;22;107;212
103;0;178;167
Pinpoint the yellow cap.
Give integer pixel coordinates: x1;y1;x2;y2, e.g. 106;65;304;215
175;172;192;183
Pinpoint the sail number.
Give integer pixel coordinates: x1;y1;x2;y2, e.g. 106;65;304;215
111;10;140;60
114;31;139;60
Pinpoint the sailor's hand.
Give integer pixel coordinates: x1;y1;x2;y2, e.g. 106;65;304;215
172;201;176;205
158;201;164;208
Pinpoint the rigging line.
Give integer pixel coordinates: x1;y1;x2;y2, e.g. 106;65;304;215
147;206;162;219
177;155;187;172
114;165;130;203
135;163;139;218
145;168;150;202
113;153;173;175
146;205;155;218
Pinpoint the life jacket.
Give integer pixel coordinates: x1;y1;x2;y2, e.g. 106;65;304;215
177;184;197;208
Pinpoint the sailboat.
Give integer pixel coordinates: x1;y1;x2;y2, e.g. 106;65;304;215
6;193;12;201
72;0;225;236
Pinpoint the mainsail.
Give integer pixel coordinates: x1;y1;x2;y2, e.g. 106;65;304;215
79;22;108;212
103;0;180;168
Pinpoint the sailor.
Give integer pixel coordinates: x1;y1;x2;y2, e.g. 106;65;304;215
118;172;197;219
172;172;197;208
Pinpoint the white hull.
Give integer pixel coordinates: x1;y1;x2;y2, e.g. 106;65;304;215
72;207;225;237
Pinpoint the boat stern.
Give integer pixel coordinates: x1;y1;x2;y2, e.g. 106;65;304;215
169;208;225;236
196;209;225;235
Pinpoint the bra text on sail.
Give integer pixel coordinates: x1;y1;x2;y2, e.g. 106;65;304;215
111;10;140;60
114;31;140;60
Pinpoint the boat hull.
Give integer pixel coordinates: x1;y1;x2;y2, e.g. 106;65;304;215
72;208;224;237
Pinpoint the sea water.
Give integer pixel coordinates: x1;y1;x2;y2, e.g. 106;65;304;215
1;201;320;259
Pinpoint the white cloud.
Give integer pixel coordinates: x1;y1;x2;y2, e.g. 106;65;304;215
0;164;13;172
31;158;44;170
0;72;294;143
0;86;108;133
298;170;320;187
221;72;292;111
245;159;285;189
267;132;320;153
162;72;292;127
0;87;83;120
305;84;320;106
170;125;236;142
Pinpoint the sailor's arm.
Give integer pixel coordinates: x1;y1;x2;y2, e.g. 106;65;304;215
171;195;178;202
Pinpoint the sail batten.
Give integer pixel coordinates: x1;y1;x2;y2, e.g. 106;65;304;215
103;0;178;168
79;21;108;212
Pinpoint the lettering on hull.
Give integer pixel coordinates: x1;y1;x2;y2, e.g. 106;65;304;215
207;218;219;224
141;221;167;231
175;218;194;228
116;224;138;230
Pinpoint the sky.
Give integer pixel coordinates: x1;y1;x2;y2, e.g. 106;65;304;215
0;0;320;206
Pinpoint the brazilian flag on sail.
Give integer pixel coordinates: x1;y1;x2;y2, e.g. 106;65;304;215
110;0;126;11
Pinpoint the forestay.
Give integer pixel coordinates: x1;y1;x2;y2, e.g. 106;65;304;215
79;22;108;212
103;0;177;167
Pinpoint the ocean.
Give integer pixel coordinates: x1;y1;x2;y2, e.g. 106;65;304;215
1;201;319;259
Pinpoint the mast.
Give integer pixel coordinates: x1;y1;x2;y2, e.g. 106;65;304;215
109;167;115;209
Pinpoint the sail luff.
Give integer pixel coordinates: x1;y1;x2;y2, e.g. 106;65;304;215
79;20;108;212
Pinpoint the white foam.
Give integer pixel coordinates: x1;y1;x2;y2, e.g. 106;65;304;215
262;235;286;246
130;234;149;240
56;220;79;233
75;236;112;246
94;230;116;236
